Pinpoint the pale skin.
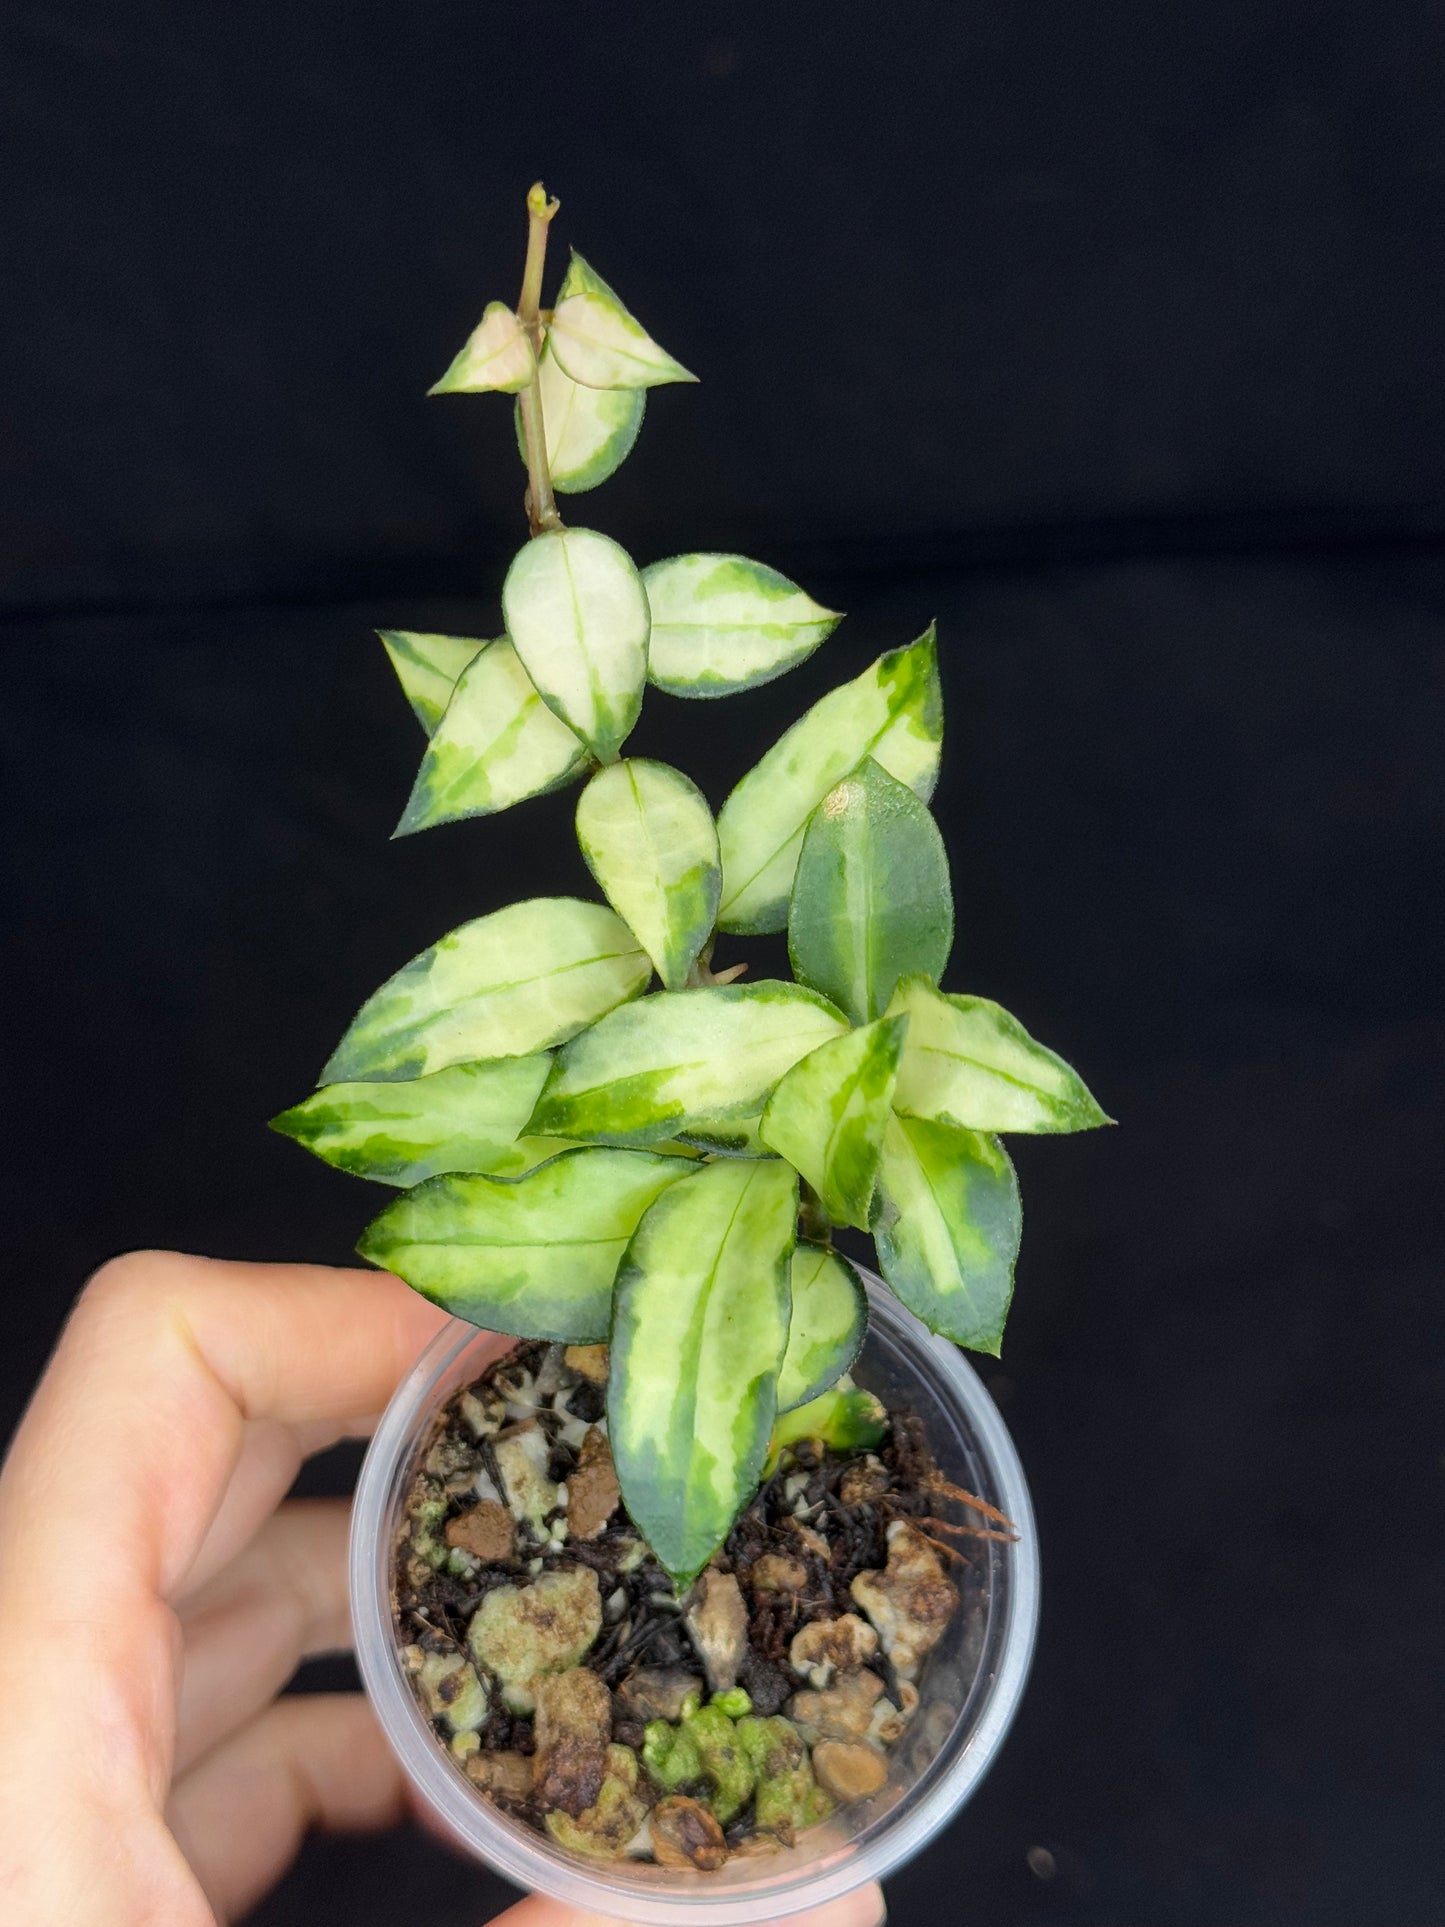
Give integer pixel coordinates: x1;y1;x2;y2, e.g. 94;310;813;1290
0;1252;886;1927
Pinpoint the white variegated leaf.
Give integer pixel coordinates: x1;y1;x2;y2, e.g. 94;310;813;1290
502;528;649;761
429;301;536;395
575;759;720;990
643;553;841;698
546;251;696;391
516;339;645;493
379;631;485;736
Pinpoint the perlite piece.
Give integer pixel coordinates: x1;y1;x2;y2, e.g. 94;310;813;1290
849;1520;959;1680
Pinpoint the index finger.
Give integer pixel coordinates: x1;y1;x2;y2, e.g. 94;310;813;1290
0;1251;451;1603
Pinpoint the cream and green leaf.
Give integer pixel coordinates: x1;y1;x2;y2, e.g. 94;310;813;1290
870;1114;1021;1354
575;759;720;991
759;1014;907;1229
502;528;650;762
529;981;848;1146
271;1056;553;1185
776;1246;868;1413
788;758;953;1026
320;898;651;1084
642;553;841;698
429;301;536;395
716;625;943;934
379;631;485;736
515;338;645;493
546;250;696;391
608;1158;797;1586
395;638;588;835
887;974;1111;1134
357;1148;692;1341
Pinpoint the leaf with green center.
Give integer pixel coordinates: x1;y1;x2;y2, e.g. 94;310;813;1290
776;1246;868;1412
395;638;588;835
320;899;651;1084
356;1147;692;1341
870;1114;1021;1354
759;1013;907;1229
575;759;720;990
546;251;696;391
642;554;841;699
788;758;953;1025
514;339;645;493
529;982;848;1146
502;528;650;761
429;302;536;395
271;1056;552;1185
716;625;943;935
609;1158;797;1585
379;631;486;736
886;975;1112;1133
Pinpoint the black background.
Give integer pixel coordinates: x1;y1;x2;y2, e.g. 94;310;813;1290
3;4;1443;1923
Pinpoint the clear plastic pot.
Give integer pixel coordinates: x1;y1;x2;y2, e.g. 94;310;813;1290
350;1267;1040;1925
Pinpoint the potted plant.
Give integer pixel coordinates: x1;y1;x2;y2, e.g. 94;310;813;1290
272;182;1107;1919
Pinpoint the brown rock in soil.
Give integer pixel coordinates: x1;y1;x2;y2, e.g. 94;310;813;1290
811;1740;888;1805
749;1552;808;1594
467;1566;603;1713
867;1681;919;1746
614;1666;703;1724
564;1344;610;1384
543;1744;649;1859
788;1668;886;1743
445;1500;516;1564
650;1794;729;1870
568;1426;621;1540
684;1567;749;1692
788;1612;879;1688
838;1454;891;1507
849;1521;958;1680
465;1749;533;1801
532;1667;613;1816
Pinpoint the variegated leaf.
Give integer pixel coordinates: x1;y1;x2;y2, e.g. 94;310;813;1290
574;759;720;990
886;975;1111;1133
609;1158;797;1585
429;301;536;395
395;638;588;835
515;338;645;493
716;625;943;935
502;528;649;761
642;553;841;698
320;899;651;1084
271;1056;552;1185
379;630;485;736
759;1013;907;1229
357;1147;692;1341
788;757;953;1024
529;981;849;1147
777;1246;868;1413
546;250;696;391
871;1114;1021;1354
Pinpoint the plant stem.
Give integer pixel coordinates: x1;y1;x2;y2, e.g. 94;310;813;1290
798;1182;833;1247
517;182;563;537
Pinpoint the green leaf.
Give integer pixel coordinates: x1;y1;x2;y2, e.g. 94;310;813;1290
546;251;696;391
502;528;650;761
886;975;1111;1133
716;625;943;935
515;339;645;494
357;1147;692;1341
320;899;652;1084
641;554;841;699
609;1158;797;1585
429;301;536;395
395;638;588;836
271;1056;552;1185
529;982;849;1147
776;1246;868;1412
379;631;485;736
575;759;721;991
871;1114;1021;1354
788;758;953;1025
759;1014;907;1229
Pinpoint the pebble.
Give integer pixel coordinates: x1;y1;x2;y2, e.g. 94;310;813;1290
650;1794;729;1870
811;1739;888;1805
684;1568;749;1692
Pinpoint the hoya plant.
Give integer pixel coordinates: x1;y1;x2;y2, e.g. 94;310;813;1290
273;183;1109;1592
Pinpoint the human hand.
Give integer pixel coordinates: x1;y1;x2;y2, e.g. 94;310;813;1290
0;1252;885;1927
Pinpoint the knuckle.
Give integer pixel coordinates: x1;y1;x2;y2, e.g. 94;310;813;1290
80;1248;192;1319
